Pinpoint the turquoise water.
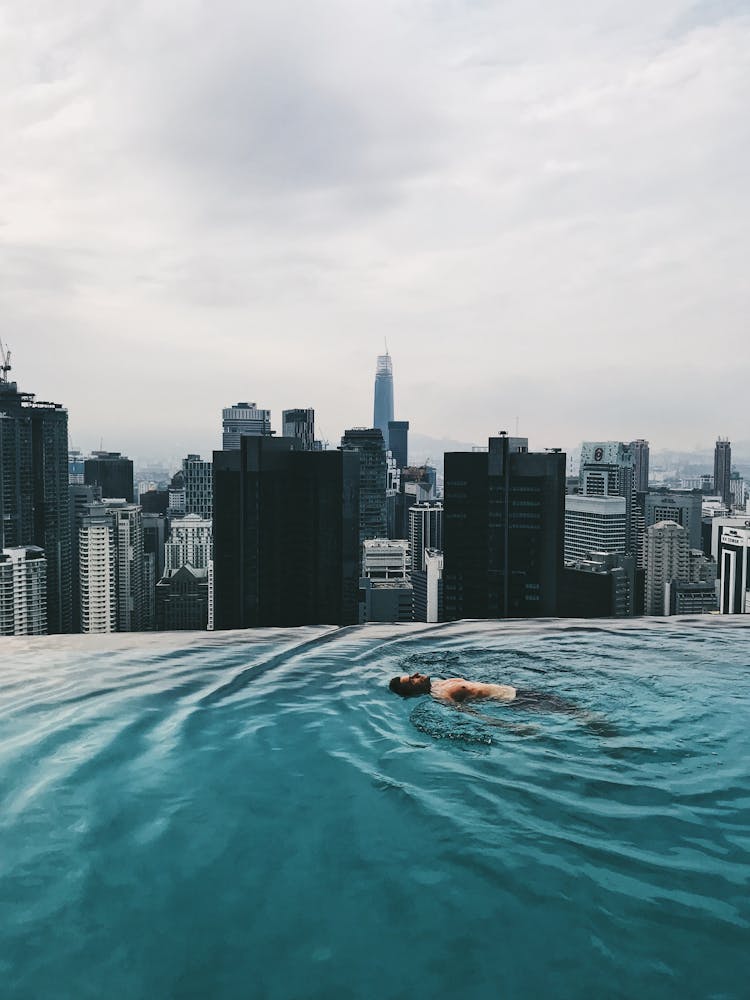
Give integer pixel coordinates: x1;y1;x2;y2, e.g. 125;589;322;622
1;619;749;999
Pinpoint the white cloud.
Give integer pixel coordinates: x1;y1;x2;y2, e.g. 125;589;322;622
1;0;748;458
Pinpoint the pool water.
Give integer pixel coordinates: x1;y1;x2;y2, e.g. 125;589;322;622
1;619;749;999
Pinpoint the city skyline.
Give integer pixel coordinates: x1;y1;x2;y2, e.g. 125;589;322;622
2;1;748;457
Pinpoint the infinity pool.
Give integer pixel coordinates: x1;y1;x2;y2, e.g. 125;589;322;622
1;619;749;999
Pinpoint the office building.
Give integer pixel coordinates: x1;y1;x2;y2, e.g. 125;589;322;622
681;474;714;492
709;515;750;562
643;489;703;551
561;551;635;618
714;438;731;508
579;441;636;555
340;428;387;566
213;436;359;628
168;470;186;517
165;514;212;571
718;525;750;614
0;369;72;633
282;409;316;451
84;451;134;503
564;495;627;562
156;565;209;630
665;581;717;615
388;420;409;470
443;435;565;619
143;512;168;629
412;549;443;623
359;577;413;623
630;440;650;493
644;520;688;616
68;449;85;485
183;454;213;519
0;546;47;635
409;502;444;573
222;402;272;450
373;353;394;449
362;538;411;580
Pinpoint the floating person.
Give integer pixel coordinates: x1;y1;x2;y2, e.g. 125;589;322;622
389;671;612;732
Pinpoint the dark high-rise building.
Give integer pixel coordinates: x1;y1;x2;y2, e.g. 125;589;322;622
714;438;732;507
341;428;387;567
373;353;394;450
388;420;409;470
443;435;565;620
84;451;134;503
156;565;209;630
0;371;72;633
630;439;650;493
213;436;360;628
183;454;213;519
282;408;316;451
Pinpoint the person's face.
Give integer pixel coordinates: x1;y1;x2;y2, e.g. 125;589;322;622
401;672;429;693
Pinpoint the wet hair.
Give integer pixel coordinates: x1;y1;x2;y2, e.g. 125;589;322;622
389;675;431;697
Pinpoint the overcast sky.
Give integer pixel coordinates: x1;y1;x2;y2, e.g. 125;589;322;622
2;0;748;460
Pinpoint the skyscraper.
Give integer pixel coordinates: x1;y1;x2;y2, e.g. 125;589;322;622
282;408;316;451
579;441;636;555
0;370;72;633
183;454;213;519
84;451;134;503
165;514;212;571
443;435;565;619
222;402;272;450
78;502;117;633
630;439;650;493
213;436;360;628
644;520;688;616
388;420;409;470
373;353;394;449
564;495;627;562
714;438;732;508
409;502;443;573
718;525;750;614
340;428;388;567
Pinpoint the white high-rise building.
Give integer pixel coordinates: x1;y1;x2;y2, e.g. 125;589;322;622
413;549;444;623
165;514;212;571
645;520;688;616
222;402;272;450
362;538;410;580
409;503;443;573
79;503;117;633
579;442;636;554
107;500;146;632
564;496;627;562
0;546;47;635
718;526;750;614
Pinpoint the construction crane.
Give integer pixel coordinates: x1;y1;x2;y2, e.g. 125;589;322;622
0;339;11;383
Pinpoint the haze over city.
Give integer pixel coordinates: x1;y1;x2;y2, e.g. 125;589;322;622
2;0;748;456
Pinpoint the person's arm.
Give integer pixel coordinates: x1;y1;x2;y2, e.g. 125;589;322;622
452;701;538;736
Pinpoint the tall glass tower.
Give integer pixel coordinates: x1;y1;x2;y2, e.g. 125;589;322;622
373;353;394;449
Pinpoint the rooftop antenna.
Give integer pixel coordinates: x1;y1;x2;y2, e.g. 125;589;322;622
384;337;389;356
515;416;519;436
0;339;11;383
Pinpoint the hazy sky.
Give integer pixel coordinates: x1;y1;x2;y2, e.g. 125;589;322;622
2;0;748;460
